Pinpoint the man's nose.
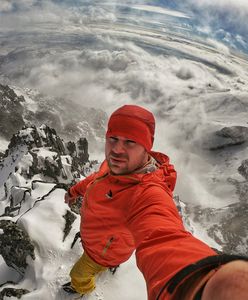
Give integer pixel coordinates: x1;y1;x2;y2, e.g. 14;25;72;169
112;141;125;153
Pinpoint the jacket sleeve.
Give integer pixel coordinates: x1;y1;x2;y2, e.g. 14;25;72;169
69;172;96;197
126;186;216;300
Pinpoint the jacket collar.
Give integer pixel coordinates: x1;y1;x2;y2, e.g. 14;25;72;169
93;151;176;194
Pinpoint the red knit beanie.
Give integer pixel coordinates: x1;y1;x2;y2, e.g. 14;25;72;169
106;105;155;151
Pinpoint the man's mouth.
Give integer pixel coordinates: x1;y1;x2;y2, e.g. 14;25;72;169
110;157;126;164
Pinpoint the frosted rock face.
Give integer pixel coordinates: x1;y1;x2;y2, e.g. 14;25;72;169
217;126;248;144
238;159;248;181
3;124;90;183
0;288;30;299
63;210;77;242
0;84;25;139
0;220;35;274
186;202;248;255
205;126;248;150
0;84;107;149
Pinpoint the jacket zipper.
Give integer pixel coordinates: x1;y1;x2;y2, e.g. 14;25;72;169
101;237;114;257
84;174;108;207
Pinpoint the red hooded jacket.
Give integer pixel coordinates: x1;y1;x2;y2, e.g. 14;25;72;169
69;151;216;299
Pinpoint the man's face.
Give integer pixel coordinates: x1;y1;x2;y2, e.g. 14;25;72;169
105;135;149;175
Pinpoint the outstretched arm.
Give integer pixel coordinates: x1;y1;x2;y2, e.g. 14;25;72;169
126;186;216;300
64;172;97;206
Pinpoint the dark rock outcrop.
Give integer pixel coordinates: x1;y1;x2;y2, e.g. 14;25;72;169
63;210;77;242
186;202;248;254
69;197;83;215
0;220;35;274
7;125;66;154
70;138;89;173
0;288;30;299
206;126;248;150
228;158;248;203
0;152;4;160
0;84;25;140
238;159;248;181
229;178;248;203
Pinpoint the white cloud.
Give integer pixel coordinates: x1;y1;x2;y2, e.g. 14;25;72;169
130;4;190;18
0;2;117;30
0;0;39;12
206;39;230;55
189;0;248;9
0;1;13;12
235;35;247;48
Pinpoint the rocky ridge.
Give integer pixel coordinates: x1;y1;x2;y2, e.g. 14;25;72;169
0;124;96;298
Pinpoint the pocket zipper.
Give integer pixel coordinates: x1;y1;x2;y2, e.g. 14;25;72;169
101;237;114;257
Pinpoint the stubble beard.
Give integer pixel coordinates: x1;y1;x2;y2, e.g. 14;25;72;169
107;152;129;175
106;150;148;175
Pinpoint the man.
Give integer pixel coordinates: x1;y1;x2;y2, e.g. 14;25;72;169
63;105;248;300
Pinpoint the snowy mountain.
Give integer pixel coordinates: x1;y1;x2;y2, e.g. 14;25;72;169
0;84;108;154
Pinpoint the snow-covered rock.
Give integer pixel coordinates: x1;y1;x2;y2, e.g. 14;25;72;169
0;220;35;275
205;126;248;150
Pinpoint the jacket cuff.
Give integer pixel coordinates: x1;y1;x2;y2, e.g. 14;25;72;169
67;188;73;197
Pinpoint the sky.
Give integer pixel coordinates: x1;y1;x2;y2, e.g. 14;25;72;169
0;0;247;52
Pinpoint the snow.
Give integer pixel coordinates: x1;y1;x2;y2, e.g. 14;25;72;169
0;144;28;188
17;152;33;176
0;138;9;153
36;148;58;159
13;86;39;113
0;256;22;284
189;218;222;251
19;128;34;141
13;185;146;300
37;126;48;139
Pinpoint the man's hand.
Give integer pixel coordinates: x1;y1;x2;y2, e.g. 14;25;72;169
64;192;77;206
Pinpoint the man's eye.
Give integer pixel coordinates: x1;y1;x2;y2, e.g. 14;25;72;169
126;140;136;145
109;137;118;142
